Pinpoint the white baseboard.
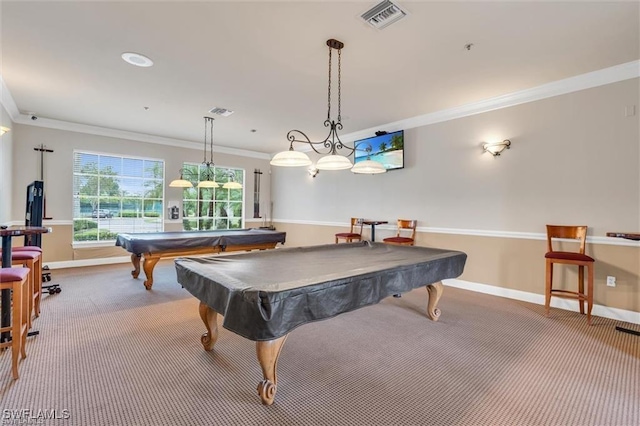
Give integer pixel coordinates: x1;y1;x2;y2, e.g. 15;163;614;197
42;257;640;325
444;278;640;325
45;256;131;270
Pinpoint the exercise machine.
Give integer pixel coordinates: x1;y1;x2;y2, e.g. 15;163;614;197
25;180;60;294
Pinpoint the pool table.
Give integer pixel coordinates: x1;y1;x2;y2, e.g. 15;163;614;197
175;241;467;405
116;228;286;289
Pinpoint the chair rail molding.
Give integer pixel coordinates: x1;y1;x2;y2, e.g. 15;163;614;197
272;219;640;247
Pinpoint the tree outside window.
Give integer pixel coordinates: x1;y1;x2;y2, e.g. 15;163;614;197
73;152;164;242
180;163;244;231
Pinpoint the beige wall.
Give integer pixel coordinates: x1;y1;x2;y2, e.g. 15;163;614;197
274;222;640;313
271;79;640;315
271;79;640;235
0;105;13;224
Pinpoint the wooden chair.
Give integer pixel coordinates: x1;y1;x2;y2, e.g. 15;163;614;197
383;219;417;246
545;225;595;325
0;267;30;379
335;218;364;243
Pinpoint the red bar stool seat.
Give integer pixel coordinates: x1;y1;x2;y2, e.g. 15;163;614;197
13;246;43;253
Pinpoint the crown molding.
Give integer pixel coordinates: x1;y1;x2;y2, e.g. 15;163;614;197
3;61;639;157
0;73;270;160
0;76;20;120
10;112;271;160
341;60;640;143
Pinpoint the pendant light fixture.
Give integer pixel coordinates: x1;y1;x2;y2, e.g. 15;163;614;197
222;170;243;189
270;39;386;174
170;117;242;189
168;170;192;188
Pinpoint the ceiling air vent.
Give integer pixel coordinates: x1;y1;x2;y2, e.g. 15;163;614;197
209;107;234;117
361;0;407;30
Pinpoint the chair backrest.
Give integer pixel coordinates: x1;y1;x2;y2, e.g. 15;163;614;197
351;217;364;234
396;219;417;240
546;225;587;254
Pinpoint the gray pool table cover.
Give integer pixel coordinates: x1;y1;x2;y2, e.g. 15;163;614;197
175;241;467;341
115;228;286;253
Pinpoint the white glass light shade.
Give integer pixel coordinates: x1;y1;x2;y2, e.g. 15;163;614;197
351;159;387;174
270;150;312;167
197;180;220;188
0;126;10;136
483;140;511;156
223;181;243;189
315;154;352;170
169;179;193;188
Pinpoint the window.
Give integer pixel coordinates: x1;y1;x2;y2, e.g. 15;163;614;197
180;163;244;231
73;151;164;242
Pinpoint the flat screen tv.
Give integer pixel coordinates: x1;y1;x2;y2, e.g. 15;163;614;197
353;130;404;171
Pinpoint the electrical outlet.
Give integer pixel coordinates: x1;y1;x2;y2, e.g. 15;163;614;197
625;105;636;117
606;276;616;287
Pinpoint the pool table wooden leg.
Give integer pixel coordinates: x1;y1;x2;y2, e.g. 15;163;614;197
130;254;141;279
142;253;160;290
256;335;288;405
198;302;219;351
425;281;444;321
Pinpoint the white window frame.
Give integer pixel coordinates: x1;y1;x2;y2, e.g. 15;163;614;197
179;163;245;231
72;150;165;245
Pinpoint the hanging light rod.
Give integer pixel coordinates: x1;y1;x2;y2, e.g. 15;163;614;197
197;116;218;188
170;116;243;189
270;39;386;174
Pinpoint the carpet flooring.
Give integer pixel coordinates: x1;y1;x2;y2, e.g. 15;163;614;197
0;260;638;426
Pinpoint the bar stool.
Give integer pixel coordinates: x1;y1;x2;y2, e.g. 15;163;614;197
14;251;42;321
545;225;595;324
13;246;44;312
1;250;42;324
0;267;30;379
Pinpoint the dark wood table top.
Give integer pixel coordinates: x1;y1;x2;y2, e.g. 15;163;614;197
606;232;640;241
0;226;50;237
363;220;388;225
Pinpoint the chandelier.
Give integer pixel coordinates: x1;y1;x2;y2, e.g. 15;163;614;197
170;117;243;189
270;39;386;174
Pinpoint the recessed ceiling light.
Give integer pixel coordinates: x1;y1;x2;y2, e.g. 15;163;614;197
121;52;154;67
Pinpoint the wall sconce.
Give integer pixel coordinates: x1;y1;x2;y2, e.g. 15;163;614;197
0;126;10;136
308;167;319;178
483;139;511;157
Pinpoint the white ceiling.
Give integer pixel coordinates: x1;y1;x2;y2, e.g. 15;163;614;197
2;1;639;155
